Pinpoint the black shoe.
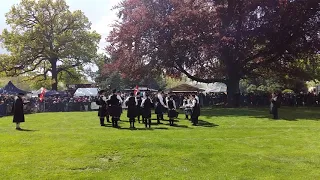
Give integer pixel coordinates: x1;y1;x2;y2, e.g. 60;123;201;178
101;124;105;126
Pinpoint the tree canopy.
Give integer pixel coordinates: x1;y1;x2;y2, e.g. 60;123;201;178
93;54;166;91
0;0;101;90
107;0;319;106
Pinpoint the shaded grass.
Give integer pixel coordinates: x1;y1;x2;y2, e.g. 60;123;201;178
0;107;320;179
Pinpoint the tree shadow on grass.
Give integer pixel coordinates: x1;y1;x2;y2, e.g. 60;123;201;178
201;107;320;121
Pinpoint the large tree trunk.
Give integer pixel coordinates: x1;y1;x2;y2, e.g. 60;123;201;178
226;75;240;107
51;60;58;90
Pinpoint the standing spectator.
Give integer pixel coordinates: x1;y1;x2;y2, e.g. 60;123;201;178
12;93;26;130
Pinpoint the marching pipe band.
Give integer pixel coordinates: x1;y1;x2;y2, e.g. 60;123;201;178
96;89;201;128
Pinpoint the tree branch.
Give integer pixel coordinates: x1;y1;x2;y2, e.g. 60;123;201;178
4;57;47;76
62;69;80;79
21;71;49;82
57;62;82;73
174;63;226;83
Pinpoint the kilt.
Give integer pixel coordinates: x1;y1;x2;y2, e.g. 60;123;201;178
127;106;137;119
155;103;164;114
168;109;177;118
137;107;142;116
98;107;108;117
142;109;152;118
109;105;121;117
184;108;192;115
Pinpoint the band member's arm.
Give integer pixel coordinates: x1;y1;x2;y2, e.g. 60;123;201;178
117;95;123;104
141;99;146;108
158;94;166;107
183;100;187;107
124;97;130;104
190;99;196;108
173;100;177;109
196;96;199;103
135;97;138;106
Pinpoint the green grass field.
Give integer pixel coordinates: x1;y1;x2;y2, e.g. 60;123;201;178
1;108;320;179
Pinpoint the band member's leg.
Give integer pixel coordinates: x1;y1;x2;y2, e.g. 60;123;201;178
145;118;148;128
16;123;21;129
100;117;105;126
114;117;118;128
129;118;132;128
106;115;110;123
157;114;160;124
112;117;115;127
191;115;195;125
273;108;279;119
132;118;135;128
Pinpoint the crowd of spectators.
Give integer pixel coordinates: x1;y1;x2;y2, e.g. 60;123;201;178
1;91;320;117
170;92;320;107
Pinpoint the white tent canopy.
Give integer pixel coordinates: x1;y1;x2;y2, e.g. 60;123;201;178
31;88;42;95
74;88;98;97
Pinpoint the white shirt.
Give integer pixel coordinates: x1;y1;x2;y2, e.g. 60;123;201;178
183;99;191;108
101;95;107;102
195;95;199;103
157;93;166;107
108;94;123;103
117;94;123;103
190;99;197;108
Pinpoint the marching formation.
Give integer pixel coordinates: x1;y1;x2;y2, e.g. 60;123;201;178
10;90;281;130
96;89;201;128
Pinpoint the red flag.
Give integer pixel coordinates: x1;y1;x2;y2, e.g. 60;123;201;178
39;87;46;102
134;85;139;96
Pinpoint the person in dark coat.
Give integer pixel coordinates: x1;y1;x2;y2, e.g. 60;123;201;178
12;93;25;130
96;90;108;126
270;93;280;119
125;92;137;128
190;94;200;126
141;92;153;128
108;89;122;128
167;95;177;126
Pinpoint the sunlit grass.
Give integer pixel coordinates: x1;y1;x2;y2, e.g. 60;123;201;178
0;107;320;179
